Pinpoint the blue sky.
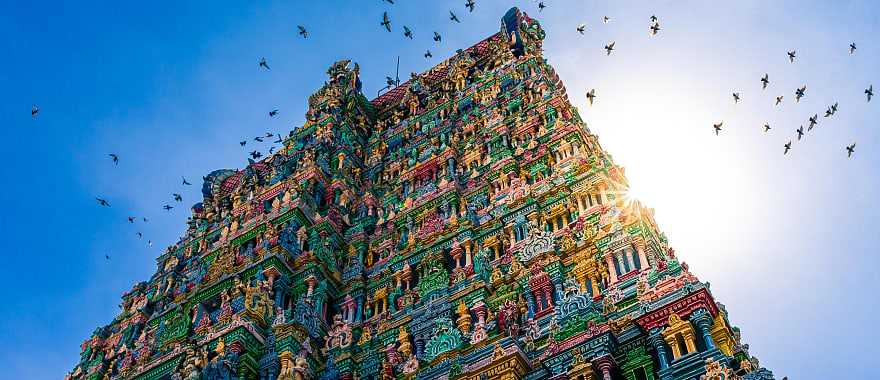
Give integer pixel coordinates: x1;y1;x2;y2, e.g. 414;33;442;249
1;1;877;379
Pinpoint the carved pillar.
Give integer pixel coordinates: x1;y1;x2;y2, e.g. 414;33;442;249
648;329;669;370
689;308;716;351
605;254;618;283
592;356;615;380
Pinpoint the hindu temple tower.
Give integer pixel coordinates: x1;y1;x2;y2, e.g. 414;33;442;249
68;8;774;380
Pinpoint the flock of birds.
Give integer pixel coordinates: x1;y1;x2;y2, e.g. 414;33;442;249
27;0;871;267
577;15;870;159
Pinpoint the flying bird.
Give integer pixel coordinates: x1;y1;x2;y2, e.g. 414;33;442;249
603;16;611;24
403;26;413;39
775;95;784;106
449;11;460;23
650;15;659;23
795;86;806;102
585;89;596;105
136;232;142;238
254;136;264;143
148;240;153;247
796;126;804;140
143;217;149;222
784;141;792;155
173;193;182;202
831;102;838;114
846;143;856;158
274;134;283;144
297;25;308;38
538;2;546;11
808;114;818;130
182;177;191;185
105;254;110;260
265;132;274;138
866;85;873;102
849;42;857;55
239;140;247;146
163;204;174;211
824;107;833;118
31;104;39;118
433;31;442;42
604;41;615;56
787;50;796;63
269;147;276;154
96;198;110;207
424;50;432;59
381;12;392;32
761;73;769;90
259;57;270;70
109;153;119;165
649;22;661;36
576;24;586;34
713;122;723;135
250;151;262;159
465;0;475;12
128;216;136;223
385;76;397;87
763;123;771;133
269;109;279;117
732;92;741;104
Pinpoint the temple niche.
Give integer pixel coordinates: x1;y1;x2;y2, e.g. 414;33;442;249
67;7;773;380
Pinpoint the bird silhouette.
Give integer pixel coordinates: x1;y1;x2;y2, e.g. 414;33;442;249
163;204;174;211
649;22;661;36
381;12;392;32
866;85;873;102
297;25;308;38
787;50;796;63
795;86;806;102
784;141;792;155
586;89;596;105
143;217;148;222
824;107;833;118
250;151;262;159
603;16;611;24
148;240;153;247
604;41;615;56
761;73;769;90
254;136;264;142
182;177;191;185
105;254;110;260
424;50;432;59
433;31;442;42
31;104;39;118
538;2;546;11
650;15;659;23
732;92;741;104
713;122;723;135
576;24;586;34
96;198;110;207
796;126;804;140
403;26;413;39
465;0;475;12
846;143;856;158
264;132;274;138
775;95;784;106
385;76;397;87
136;232;143;238
239;140;247;146
449;11;460;23
849;42;857;55
259;57;270;70
274;134;283;144
109;153;119;165
173;193;182;202
831;102;838;114
763;123;771;133
128;216;136;223
808;114;818;130
269;147;276;154
269;109;279;117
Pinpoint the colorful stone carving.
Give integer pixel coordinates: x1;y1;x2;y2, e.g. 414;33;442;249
67;7;773;380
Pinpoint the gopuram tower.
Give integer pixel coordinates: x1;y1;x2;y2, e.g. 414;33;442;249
68;8;774;380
